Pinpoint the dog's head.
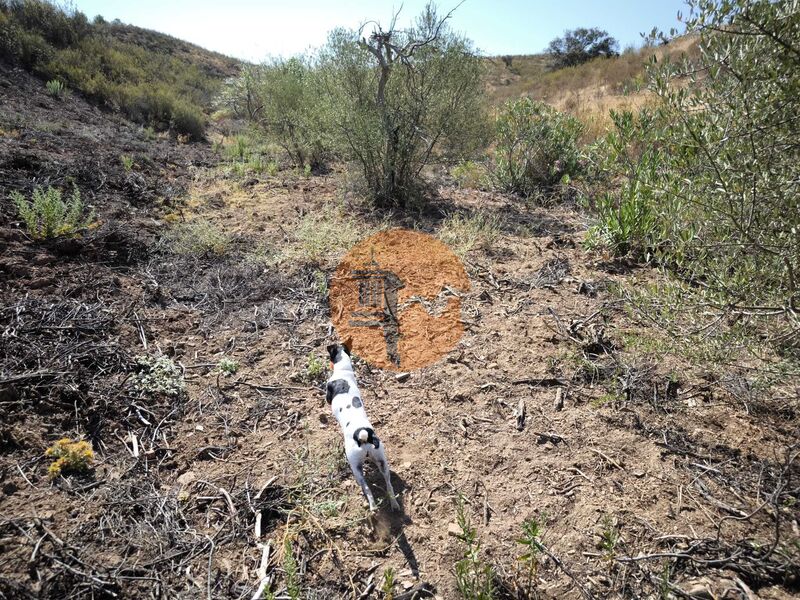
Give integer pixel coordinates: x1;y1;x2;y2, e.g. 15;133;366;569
326;338;352;368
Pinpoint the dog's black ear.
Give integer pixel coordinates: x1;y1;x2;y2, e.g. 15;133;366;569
326;344;339;363
325;381;334;404
342;337;352;356
343;344;351;357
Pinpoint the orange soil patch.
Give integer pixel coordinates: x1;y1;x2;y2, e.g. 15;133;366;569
330;229;470;370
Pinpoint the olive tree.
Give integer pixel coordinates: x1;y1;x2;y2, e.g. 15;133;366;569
591;0;800;348
546;27;618;70
220;57;329;168
318;3;486;208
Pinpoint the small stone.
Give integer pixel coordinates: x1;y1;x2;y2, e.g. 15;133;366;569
194;425;204;432
395;372;411;383
447;522;463;538
177;471;197;486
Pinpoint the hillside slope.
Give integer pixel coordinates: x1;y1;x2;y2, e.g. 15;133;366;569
0;0;240;139
484;36;699;137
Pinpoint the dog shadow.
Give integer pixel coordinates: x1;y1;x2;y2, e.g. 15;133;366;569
365;468;420;578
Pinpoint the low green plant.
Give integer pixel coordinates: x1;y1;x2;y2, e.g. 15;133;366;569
10;186;93;239
266;161;279;176
451;160;488;189
306;353;325;381
438;211;502;257
493;97;584;196
381;567;396;600
45;438;94;479
45;78;65;98
283;537;301;600
454;494;496;600
218;357;239;375
584;110;665;260
516;515;545;595
120;154;134;171
168;219;230;257
130;354;185;397
598;514;620;559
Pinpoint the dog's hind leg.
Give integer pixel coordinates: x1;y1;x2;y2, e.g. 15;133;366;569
373;452;400;511
349;460;377;511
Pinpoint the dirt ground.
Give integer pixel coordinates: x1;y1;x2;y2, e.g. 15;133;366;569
1;68;798;599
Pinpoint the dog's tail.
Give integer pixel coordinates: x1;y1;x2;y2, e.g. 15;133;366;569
353;427;380;448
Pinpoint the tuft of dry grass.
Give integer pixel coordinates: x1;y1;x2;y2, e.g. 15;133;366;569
438;210;502;257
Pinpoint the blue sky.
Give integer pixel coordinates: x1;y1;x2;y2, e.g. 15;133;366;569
72;0;688;61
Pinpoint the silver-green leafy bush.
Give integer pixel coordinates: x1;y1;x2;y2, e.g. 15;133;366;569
589;0;800;348
131;354;184;397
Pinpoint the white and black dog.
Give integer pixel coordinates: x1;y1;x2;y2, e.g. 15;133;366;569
326;342;400;511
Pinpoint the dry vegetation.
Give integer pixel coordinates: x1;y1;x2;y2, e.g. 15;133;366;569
484;36;700;139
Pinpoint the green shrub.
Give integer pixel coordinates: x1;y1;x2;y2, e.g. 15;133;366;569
44;77;63;96
593;0;800;346
493;97;584;196
10;185;93;239
317;5;487;207
584;110;664;260
221;60;328;168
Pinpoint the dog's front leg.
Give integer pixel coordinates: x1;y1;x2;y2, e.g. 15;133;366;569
349;460;377;511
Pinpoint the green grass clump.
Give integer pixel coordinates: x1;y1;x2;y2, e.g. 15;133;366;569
44;78;64;97
10;185;93;239
46;438;93;479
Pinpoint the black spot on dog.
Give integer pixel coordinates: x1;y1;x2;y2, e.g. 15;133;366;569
352;397;363;408
346;405;351;409
326;379;350;404
346;422;350;427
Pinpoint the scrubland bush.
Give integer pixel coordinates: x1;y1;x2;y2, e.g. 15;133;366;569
589;0;800;347
10;185;93;239
221;60;328;169
318;5;487;207
493;98;583;196
224;4;487;207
